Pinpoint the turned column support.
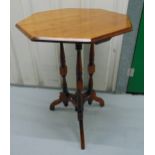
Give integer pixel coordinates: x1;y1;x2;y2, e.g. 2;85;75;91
75;43;85;150
49;43;69;110
60;42;68;95
86;43;105;107
50;42;104;149
76;43;83;91
87;43;95;94
87;43;95;105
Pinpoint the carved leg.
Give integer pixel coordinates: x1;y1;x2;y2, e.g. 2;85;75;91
50;42;69;110
50;99;61;110
87;43;95;94
90;91;104;107
75;43;85;150
87;43;95;106
59;42;69;106
87;43;105;107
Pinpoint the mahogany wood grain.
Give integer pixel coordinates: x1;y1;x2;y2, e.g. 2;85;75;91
75;43;85;149
50;43;105;149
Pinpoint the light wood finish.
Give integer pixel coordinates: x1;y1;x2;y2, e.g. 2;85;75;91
16;8;132;43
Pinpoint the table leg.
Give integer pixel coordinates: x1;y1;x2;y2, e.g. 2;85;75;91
50;43;69;110
87;43;105;107
60;42;69;106
50;42;105;149
75;43;85;150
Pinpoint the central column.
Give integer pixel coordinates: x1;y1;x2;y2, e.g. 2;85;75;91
75;43;85;150
76;43;83;91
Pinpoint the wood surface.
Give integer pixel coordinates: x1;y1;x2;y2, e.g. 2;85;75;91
50;43;105;149
16;8;132;43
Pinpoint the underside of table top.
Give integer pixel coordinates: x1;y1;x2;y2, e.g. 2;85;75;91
16;8;132;44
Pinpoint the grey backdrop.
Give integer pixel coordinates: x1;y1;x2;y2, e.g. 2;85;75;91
116;0;144;93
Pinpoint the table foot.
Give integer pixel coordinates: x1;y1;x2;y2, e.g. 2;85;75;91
49;92;72;111
88;98;92;105
49;99;61;111
89;91;105;107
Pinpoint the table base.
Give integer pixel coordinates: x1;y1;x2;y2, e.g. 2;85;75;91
49;42;105;150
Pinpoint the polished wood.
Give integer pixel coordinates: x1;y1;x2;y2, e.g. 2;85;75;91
86;44;104;106
49;43;105;149
50;43;70;110
79;120;85;150
75;43;85;149
16;8;132;43
87;43;95;105
76;43;83;91
16;8;132;150
88;44;95;94
60;43;68;106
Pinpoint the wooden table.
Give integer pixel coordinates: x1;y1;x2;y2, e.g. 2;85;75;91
16;8;132;150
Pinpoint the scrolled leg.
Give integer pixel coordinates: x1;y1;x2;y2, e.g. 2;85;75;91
59;42;69;107
86;43;105;107
90;91;105;107
50;99;62;111
50;42;70;110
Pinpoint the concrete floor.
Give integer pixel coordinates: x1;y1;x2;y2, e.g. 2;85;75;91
10;86;144;155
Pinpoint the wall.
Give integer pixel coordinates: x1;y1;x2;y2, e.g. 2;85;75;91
116;0;144;93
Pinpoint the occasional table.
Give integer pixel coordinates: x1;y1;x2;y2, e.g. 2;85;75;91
16;8;132;149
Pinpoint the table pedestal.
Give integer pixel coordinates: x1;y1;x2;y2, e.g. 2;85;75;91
49;42;105;150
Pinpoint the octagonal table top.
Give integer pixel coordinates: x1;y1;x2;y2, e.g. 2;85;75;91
16;8;132;43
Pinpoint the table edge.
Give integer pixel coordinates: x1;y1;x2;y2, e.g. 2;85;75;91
16;23;132;44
